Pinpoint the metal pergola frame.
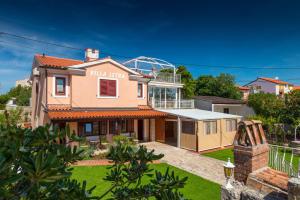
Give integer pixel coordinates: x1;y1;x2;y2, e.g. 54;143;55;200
123;56;176;76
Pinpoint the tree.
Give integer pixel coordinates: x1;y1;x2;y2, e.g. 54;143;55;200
280;90;300;125
7;85;32;106
176;66;195;98
247;93;285;118
195;73;242;99
102;141;187;199
0;107;23;126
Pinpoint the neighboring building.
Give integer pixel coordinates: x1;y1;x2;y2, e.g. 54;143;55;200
245;77;293;96
194;96;255;118
238;86;250;100
16;78;31;87
293;86;300;91
31;49;241;152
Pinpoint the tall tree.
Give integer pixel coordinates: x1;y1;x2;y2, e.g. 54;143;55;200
247;93;285;118
7;85;32;106
195;73;242;99
176;66;195;98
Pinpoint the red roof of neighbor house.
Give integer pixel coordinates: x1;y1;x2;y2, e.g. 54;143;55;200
293;86;300;90
48;109;167;120
238;86;250;91
258;77;292;85
35;54;84;68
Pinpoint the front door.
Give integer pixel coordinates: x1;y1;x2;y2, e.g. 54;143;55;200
138;120;144;140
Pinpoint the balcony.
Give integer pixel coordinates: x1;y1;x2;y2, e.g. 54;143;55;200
149;99;194;109
153;72;181;84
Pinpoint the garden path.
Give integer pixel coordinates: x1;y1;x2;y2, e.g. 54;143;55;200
142;142;226;185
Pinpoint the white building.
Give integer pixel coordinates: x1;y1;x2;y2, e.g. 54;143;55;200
245;77;293;96
16;78;31;87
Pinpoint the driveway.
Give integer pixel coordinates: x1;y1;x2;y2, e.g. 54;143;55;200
142;142;226;185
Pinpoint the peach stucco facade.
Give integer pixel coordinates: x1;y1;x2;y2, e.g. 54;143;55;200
46;62;147;108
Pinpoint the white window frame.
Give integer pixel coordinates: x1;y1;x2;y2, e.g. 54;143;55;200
52;75;68;98
204;120;217;135
137;82;144;99
97;77;119;99
226;119;237;132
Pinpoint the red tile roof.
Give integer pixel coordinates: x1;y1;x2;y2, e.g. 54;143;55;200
238;86;250;91
48;109;167;120
47;104;72;111
259;77;291;85
293;86;300;90
35;54;83;68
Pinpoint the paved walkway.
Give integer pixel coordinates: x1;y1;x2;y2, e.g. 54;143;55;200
142;142;226;185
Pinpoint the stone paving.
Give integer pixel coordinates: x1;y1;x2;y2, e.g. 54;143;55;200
142;142;226;185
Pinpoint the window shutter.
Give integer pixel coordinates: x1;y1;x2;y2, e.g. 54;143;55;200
108;80;116;96
100;79;108;96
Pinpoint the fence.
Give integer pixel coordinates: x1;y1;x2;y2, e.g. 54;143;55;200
268;144;299;177
149;99;194;109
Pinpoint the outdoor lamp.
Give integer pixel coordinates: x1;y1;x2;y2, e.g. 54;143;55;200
223;157;235;189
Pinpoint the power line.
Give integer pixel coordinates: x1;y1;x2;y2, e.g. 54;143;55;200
2;31;300;70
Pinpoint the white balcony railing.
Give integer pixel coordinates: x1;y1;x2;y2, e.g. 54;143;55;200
153;72;181;84
149;99;194;109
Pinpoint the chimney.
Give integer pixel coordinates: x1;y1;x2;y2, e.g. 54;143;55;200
85;48;99;62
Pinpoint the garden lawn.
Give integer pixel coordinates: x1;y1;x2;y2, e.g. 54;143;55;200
202;148;234;162
71;163;221;199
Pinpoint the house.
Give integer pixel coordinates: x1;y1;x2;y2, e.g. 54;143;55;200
293;86;300;91
31;48;241;152
244;77;293;96
238;86;250;100
194;95;255;117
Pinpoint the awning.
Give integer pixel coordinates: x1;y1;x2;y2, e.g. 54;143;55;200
48;109;168;120
158;109;241;120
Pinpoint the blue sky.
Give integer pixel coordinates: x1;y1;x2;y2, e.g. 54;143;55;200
1;0;300;93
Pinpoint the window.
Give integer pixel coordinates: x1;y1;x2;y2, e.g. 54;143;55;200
84;123;93;134
138;83;143;98
226;119;237;132
204;121;217;135
99;120;107;135
109;120;118;134
223;108;229;114
99;79;117;97
182;121;195;134
55;77;66;95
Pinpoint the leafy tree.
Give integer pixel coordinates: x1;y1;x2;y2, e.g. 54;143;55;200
0;108;23;126
247;93;285;118
176;66;195;98
7;85;32;106
102;142;187;199
280;90;300;125
0;94;9;110
195;73;242;99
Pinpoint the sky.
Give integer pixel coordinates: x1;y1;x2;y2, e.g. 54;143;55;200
1;0;300;93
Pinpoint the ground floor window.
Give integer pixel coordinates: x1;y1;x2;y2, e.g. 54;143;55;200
78;119;135;136
204;121;217;135
226;119;237;132
182;121;195;134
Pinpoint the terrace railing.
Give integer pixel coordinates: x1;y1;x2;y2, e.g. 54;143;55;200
149;99;194;109
268;144;299;177
153;72;181;84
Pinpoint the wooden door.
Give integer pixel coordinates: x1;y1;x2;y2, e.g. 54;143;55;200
155;118;165;142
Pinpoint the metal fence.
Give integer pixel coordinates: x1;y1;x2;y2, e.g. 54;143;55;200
150;99;194;109
154;72;181;84
268;144;299;177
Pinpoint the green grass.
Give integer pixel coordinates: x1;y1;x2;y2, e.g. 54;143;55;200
71;163;221;199
202;148;234;162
